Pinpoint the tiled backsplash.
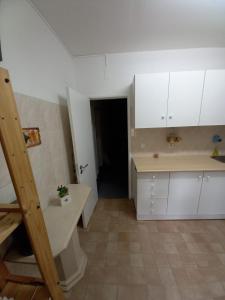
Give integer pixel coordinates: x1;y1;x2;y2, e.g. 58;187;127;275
0;93;75;209
132;126;225;155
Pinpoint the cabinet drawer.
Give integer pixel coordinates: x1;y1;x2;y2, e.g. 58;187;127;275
138;172;169;197
137;196;167;216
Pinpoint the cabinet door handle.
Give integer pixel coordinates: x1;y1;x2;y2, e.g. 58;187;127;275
168;115;173;120
152;175;156;180
161;115;165;120
203;175;210;181
198;175;202;180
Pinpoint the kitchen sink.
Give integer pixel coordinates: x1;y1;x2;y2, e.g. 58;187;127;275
211;156;225;163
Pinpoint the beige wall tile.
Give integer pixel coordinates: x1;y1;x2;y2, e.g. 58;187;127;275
0;93;76;209
132;126;225;155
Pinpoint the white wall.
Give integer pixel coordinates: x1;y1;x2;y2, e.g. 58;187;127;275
74;48;225;98
0;0;76;104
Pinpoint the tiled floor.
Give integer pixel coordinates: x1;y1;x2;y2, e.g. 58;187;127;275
70;198;225;300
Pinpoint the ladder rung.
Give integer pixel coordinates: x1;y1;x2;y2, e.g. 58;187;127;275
0;213;22;245
0;204;20;213
6;274;44;286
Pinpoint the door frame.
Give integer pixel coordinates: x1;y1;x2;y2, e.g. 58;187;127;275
90;96;131;199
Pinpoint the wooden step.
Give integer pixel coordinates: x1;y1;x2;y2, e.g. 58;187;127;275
0;204;20;213
0;282;50;300
0;213;22;245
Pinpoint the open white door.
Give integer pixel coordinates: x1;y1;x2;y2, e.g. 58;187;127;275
67;88;98;227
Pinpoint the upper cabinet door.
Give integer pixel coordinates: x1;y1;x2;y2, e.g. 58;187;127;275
199;70;225;126
167;71;205;127
135;73;169;128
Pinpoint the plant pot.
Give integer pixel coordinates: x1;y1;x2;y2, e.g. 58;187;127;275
58;194;72;206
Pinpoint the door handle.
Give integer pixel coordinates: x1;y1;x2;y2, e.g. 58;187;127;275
80;164;88;174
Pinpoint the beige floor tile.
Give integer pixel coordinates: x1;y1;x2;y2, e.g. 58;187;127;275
194;253;221;268
145;221;159;233
154;253;170;267
144;265;162;285
147;285;166;300
199;267;220;283
141;240;154;254
165;285;182;300
185;265;204;284
84;284;117;300
69;277;88;300
142;253;157;267
117;284;148;300
156;221;179;233
208;282;225;298
130;253;144;267
179;253;196;266
105;252;144;268
167;254;183;268
76;198;225;300
85;264;119;284
118;266;147;285
163;242;178;254
158;266;177;287
172;267;190;287
186;242;203;254
217;253;225;265
209;242;225;253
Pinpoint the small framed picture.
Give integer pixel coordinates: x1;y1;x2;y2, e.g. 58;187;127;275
22;127;41;148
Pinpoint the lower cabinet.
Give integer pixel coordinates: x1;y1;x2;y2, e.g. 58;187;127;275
167;172;202;216
198;172;225;216
137;172;169;219
136;170;225;220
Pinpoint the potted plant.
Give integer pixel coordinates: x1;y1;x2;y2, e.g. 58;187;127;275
57;185;71;206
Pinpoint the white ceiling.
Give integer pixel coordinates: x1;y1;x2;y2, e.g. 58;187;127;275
30;0;225;56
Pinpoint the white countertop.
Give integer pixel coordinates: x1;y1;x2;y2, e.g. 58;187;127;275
133;155;225;173
44;183;91;256
6;183;91;263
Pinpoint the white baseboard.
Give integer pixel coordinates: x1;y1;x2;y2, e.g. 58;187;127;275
137;214;225;220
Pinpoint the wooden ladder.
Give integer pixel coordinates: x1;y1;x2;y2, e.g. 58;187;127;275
0;67;65;300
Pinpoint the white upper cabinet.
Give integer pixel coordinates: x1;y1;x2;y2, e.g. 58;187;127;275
135;69;225;128
199;70;225;126
135;73;169;128
167;71;205;127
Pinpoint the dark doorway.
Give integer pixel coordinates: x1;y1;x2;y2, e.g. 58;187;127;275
91;99;128;198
